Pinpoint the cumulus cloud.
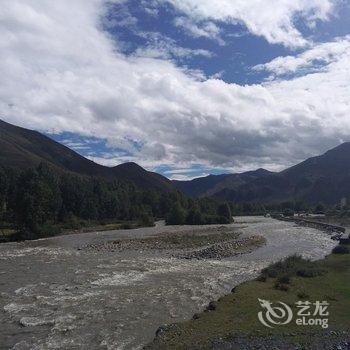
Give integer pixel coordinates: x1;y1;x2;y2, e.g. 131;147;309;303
254;35;350;75
162;0;335;47
0;0;349;174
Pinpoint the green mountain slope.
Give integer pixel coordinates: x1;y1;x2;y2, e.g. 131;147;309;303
0;119;173;192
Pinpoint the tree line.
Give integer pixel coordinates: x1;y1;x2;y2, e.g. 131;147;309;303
0;163;233;241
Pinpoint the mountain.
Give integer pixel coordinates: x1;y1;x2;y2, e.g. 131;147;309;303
112;162;174;191
0;119;174;192
173;168;273;198
2;119;350;205
173;144;350;205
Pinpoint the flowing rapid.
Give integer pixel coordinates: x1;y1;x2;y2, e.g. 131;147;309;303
0;217;337;350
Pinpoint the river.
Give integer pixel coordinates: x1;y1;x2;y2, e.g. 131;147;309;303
0;217;337;350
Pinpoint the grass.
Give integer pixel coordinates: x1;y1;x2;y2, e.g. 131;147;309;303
146;252;350;349
0;228;16;237
0;220;144;242
61;221;141;234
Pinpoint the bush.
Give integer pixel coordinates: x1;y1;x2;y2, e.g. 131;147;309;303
332;245;350;254
297;291;309;299
277;275;291;284
296;267;326;278
274;282;289;291
15;230;38;241
283;209;295;217
261;255;304;278
138;212;155;227
119;223;133;229
260;254;327;280
37;223;61;237
256;275;267;282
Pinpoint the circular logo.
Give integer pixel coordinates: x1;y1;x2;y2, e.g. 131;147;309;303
258;298;293;328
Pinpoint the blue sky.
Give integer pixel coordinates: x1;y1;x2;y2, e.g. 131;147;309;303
2;0;350;180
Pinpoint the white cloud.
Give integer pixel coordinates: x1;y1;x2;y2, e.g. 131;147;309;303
174;17;224;44
134;32;213;60
254;35;350;75
162;0;335;47
169;173;210;181
0;0;349;174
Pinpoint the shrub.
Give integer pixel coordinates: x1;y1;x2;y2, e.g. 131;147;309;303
37;223;61;237
259;254;327;280
274;282;289;291
119;223;133;229
296;267;326;278
138;212;155;227
261;255;304;278
297;291;309;299
332;245;350;254
277;275;291;284
256;275;267;282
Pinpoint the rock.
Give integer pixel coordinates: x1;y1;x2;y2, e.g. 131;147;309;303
155;324;173;337
19;317;54;327
155;326;166;337
206;301;217;311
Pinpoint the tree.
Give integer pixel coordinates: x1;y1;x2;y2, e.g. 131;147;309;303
186;207;203;225
0;168;8;223
315;202;325;214
166;202;186;225
138;207;155;227
217;203;232;223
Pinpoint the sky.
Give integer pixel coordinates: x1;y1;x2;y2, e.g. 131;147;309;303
1;0;350;180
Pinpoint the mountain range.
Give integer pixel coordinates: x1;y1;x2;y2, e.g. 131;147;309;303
1;119;349;205
173;143;350;205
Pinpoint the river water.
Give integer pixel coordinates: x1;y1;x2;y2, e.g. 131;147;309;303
0;217;337;350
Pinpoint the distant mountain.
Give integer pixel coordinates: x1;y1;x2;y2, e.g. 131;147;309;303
173;144;350;205
0;119;174;192
2;119;350;205
173;168;273;198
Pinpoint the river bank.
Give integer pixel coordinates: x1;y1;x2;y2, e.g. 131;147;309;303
147;253;350;350
0;217;338;349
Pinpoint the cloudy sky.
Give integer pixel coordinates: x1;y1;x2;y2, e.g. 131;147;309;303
1;0;350;180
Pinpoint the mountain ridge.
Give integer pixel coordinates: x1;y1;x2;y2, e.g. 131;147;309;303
173;143;350;205
0;119;174;192
2;119;350;205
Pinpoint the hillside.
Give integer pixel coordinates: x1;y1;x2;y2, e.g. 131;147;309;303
0;119;173;192
173;168;274;198
173;143;350;205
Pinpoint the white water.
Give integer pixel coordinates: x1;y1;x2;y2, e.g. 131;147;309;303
0;217;337;350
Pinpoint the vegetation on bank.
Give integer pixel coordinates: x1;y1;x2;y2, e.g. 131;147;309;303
231;200;350;217
166;202;233;226
0;163;234;241
147;248;350;350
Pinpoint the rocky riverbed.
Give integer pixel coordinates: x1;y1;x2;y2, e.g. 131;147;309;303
0;217;338;350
